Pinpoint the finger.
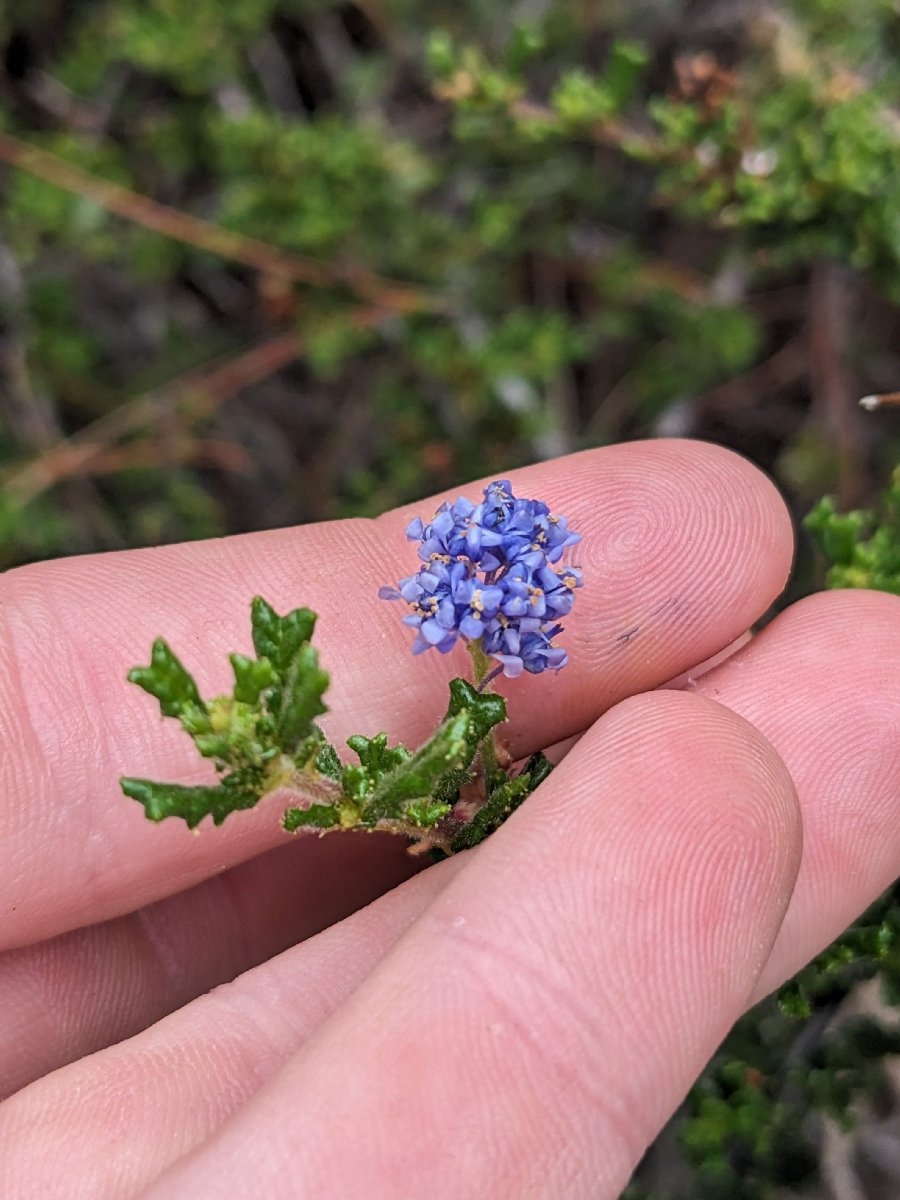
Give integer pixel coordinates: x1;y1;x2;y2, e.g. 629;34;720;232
140;692;801;1200
0;831;422;1100
690;587;900;1002
0;856;464;1200
13;588;900;1197
0;439;792;950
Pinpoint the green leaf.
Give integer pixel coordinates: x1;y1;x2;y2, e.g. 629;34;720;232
776;981;812;1020
250;596;317;673
444;677;507;745
451;774;532;851
450;753;552;852
338;734;414;809
341;763;370;802
347;732;412;779
315;742;343;780
521;750;554;790
127;639;210;731
192;731;235;760
276;642;329;752
230;653;278;704
804;496;869;566
406;801;453;827
432;766;473;806
121;774;261;828
443;678;508;792
351;680;508;825
283;803;341;832
363;710;472;822
247;598;328;752
125;597;333;827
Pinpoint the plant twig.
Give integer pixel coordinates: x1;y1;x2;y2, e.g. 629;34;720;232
860;391;900;411
0;331;303;509
0;130;442;316
808;260;866;508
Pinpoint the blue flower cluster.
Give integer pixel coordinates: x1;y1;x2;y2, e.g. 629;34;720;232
380;480;582;677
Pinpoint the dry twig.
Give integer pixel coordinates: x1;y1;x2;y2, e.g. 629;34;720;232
0;130;441;316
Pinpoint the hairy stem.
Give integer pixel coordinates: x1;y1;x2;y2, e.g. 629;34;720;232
281;769;454;852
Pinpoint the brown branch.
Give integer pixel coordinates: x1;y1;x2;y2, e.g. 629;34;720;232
860;390;900;411
0;331;304;509
702;337;808;414
0;131;441;316
6;436;252;489
1;296;393;514
808;260;866;507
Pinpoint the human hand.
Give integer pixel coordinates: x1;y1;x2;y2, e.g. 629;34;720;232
1;440;899;1199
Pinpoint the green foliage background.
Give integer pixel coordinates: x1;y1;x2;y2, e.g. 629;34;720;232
5;1;900;1195
4;0;900;571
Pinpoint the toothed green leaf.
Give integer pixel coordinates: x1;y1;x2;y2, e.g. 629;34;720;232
444;678;507;744
276;642;329;751
451;774;531;851
431;766;472;806
406;801;453;827
362;709;472;822
250;596;317;675
125;597;333;828
451;753;553;851
247;599;329;752
521;750;554;790
121;774;261;829
230;653;278;704
127;639;210;732
341;763;370;801
315;742;343;780
283;803;341;832
347;733;412;778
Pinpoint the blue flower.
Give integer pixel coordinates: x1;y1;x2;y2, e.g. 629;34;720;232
381;481;582;676
482;623;569;678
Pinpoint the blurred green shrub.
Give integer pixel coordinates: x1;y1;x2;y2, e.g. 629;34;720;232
4;1;900;568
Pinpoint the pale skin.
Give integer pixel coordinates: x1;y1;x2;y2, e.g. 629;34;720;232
1;438;900;1198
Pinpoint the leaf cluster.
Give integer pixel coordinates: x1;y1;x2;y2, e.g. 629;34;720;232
121;597;329;827
121;599;527;850
282;678;508;835
806;471;900;593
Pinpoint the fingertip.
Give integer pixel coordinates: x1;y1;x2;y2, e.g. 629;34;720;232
504;688;803;1008
693;585;900;1002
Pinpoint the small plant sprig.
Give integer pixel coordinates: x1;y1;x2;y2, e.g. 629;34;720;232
121;481;582;854
806;466;900;594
